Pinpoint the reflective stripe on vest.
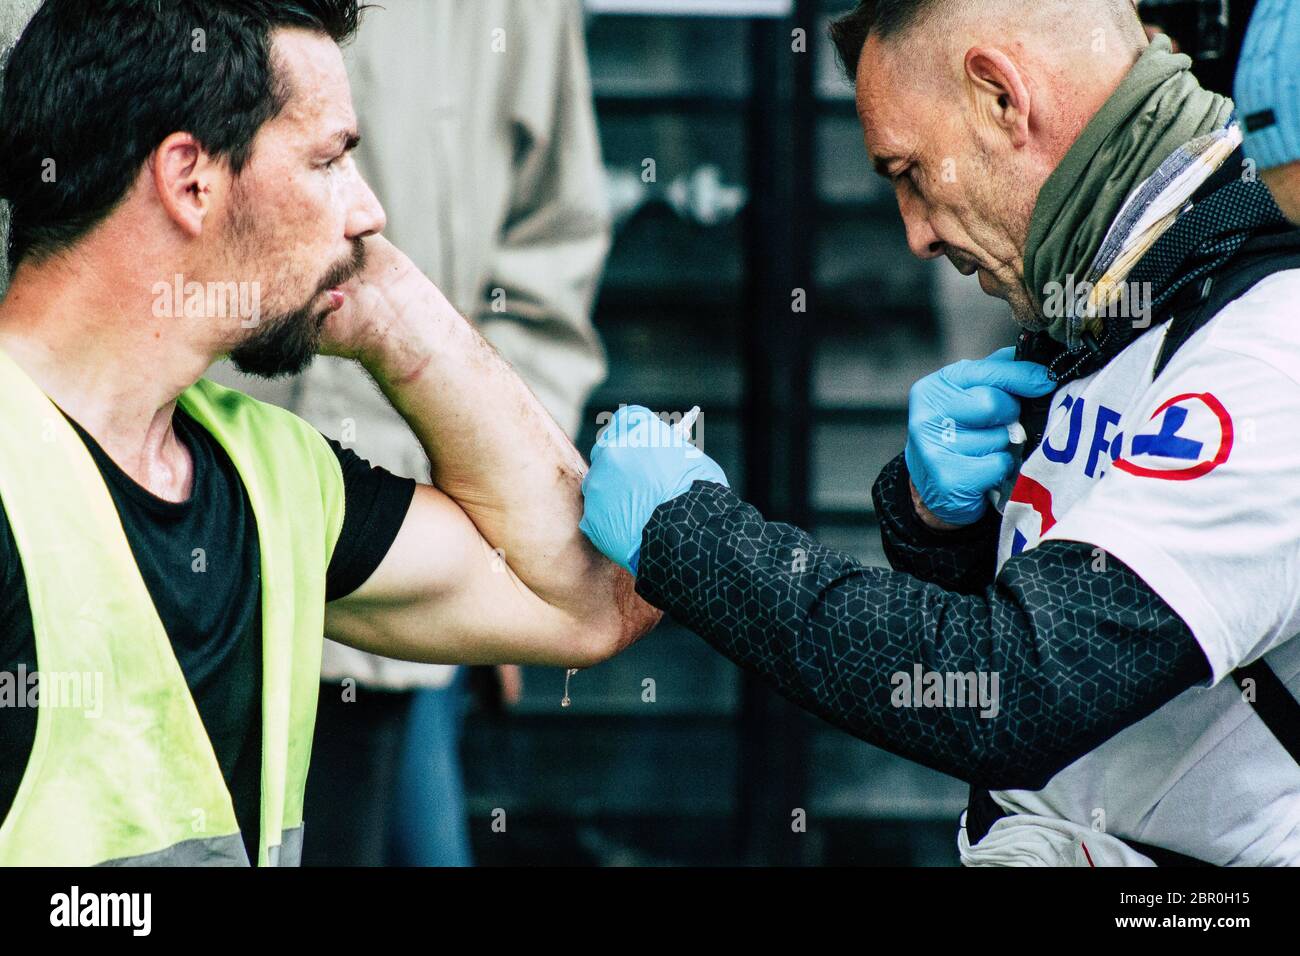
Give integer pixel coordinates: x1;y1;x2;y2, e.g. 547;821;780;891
95;825;304;867
0;350;344;866
98;834;250;867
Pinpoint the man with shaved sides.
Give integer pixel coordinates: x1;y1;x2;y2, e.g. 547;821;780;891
580;0;1300;865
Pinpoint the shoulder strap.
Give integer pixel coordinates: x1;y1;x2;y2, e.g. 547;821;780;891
1153;228;1300;378
1233;660;1300;767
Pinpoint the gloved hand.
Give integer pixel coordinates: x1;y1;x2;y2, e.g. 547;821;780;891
580;405;730;575
905;346;1056;527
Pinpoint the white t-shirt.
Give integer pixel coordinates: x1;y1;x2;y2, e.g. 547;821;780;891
989;270;1300;865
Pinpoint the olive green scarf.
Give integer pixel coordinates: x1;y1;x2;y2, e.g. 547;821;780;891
1022;35;1232;343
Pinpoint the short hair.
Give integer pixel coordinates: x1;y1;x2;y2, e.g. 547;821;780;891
0;0;371;271
828;1;946;79
828;0;1141;80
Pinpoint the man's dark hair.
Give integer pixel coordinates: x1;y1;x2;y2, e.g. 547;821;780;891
828;1;941;79
0;0;370;271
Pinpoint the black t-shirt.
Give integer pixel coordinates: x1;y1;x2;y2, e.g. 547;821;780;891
0;404;416;863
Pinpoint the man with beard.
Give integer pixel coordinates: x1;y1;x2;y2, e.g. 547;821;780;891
0;0;657;867
581;0;1300;865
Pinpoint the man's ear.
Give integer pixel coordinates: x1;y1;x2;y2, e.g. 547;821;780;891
150;132;217;238
964;46;1031;149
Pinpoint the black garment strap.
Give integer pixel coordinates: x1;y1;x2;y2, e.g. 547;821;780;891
964;783;1007;846
1233;660;1300;767
1118;836;1215;867
1153;229;1300;378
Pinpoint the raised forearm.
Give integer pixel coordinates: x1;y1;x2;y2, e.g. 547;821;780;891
365;284;588;580
333;239;655;654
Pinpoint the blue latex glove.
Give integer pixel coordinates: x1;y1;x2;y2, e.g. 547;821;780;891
904;346;1057;526
580;405;730;575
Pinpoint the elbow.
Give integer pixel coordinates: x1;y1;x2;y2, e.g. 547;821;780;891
570;629;618;669
574;579;664;667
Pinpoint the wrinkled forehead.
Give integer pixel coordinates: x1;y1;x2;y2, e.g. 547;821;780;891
853;34;923;168
266;27;357;137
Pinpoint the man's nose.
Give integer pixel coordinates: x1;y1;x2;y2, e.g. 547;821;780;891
898;194;944;260
346;175;387;241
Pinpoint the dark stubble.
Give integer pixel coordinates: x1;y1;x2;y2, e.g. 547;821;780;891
229;238;367;379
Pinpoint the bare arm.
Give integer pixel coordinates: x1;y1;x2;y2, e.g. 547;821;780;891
321;236;660;666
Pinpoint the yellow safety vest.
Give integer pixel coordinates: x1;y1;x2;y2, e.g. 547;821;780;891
0;348;345;866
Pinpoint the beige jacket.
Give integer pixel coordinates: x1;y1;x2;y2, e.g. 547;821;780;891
0;0;45;299
210;0;612;689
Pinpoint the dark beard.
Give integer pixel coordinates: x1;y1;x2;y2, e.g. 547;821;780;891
228;301;326;379
229;241;367;379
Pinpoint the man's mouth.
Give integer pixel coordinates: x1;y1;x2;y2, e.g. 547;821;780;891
316;241;368;311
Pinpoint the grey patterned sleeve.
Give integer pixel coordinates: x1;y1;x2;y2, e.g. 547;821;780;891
635;481;1211;790
872;452;1002;595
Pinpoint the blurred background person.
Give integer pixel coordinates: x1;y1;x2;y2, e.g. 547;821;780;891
0;0;42;299
1235;0;1300;225
210;0;610;866
1138;0;1259;97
